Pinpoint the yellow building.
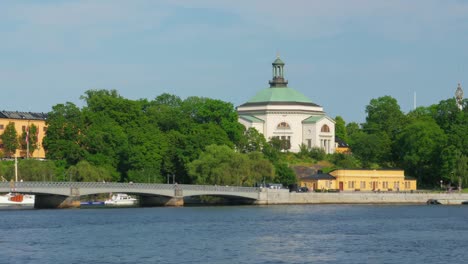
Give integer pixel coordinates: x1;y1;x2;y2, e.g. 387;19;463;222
0;111;48;159
300;169;417;192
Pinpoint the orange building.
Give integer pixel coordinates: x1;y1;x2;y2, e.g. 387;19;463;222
0;111;48;159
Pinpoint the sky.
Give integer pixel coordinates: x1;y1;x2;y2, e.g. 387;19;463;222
1;0;467;123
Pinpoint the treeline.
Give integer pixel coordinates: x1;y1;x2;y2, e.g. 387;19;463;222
22;89;294;186
2;90;466;188
334;95;467;188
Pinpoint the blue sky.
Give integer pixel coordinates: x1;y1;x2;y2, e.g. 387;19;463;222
1;0;467;123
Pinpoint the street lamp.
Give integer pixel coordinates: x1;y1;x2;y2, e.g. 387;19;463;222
440;180;443;189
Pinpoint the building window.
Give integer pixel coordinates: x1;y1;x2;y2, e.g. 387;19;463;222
22;126;26;132
321;124;330;133
43;127;47;132
307;139;311;148
360;181;366;189
348;181;355;189
0;124;3;130
383;182;388;189
394;181;400;190
405;181;410;189
277;122;290;129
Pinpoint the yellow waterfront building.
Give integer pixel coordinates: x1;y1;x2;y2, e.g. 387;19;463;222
0;111;48;159
300;169;417;192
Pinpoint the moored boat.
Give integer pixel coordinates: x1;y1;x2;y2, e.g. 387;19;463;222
0;193;35;206
104;193;137;206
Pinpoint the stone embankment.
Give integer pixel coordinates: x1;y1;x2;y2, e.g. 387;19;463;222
257;189;468;205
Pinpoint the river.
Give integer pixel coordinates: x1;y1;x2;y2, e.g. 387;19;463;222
1;204;467;264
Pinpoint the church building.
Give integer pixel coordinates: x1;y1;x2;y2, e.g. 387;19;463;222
237;56;335;153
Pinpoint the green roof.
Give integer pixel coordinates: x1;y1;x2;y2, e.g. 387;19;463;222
302;115;325;123
239;115;264;123
246;87;314;104
273;57;285;65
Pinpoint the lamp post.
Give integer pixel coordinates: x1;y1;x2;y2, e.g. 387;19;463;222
440;180;443;189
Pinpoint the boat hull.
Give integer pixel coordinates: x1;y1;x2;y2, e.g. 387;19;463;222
0;193;35;206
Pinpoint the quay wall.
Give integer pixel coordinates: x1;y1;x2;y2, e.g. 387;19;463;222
257;189;468;205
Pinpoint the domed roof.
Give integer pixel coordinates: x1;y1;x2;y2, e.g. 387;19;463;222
244;87;317;106
272;57;285;65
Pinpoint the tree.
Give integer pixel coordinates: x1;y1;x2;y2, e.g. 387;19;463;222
349;132;391;168
455;155;468;190
363;96;406;139
43;102;86;165
335;116;348;143
1;122;19;157
345;122;362;146
187;145;274;186
395;119;447;186
67;160;118;182
20;123;39;157
274;163;296;186
237;127;267;153
188;145;248;185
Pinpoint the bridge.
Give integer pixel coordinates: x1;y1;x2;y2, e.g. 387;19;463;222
0;181;262;208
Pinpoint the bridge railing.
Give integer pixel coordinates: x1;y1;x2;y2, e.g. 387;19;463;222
0;182;260;193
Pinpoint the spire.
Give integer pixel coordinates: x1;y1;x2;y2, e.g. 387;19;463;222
269;55;288;88
455;83;464;110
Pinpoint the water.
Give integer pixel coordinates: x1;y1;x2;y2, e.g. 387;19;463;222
1;205;468;264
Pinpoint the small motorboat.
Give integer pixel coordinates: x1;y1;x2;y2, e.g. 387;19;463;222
0;193;35;206
104;193;137;206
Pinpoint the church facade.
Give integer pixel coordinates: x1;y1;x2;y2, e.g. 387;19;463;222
237;57;335;153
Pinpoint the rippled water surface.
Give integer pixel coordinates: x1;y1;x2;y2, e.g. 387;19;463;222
1;205;468;264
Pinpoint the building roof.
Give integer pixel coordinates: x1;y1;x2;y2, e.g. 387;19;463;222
302;115;325;123
272;57;285;65
301;173;336;181
240;87;319;106
239;115;264;123
335;136;349;147
0;111;47;120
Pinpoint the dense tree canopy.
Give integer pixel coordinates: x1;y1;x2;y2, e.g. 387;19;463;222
11;88;465;189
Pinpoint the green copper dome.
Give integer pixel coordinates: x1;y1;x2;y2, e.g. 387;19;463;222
239;56;319;107
272;57;285;65
246;87;314;104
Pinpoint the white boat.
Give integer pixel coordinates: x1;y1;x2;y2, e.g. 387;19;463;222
104;193;137;206
0;193;35;206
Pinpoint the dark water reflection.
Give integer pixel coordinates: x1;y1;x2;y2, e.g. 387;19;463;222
1;205;467;264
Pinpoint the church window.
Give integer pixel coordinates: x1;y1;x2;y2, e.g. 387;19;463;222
307;139;311;148
321;125;330;133
277;122;290;129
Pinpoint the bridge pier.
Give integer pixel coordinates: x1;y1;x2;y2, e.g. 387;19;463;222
34;194;80;209
34;186;81;209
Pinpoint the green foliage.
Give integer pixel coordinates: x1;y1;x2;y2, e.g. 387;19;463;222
456;155;468;188
20;124;39;157
43;102;86;164
328;153;360;169
335;116;348;143
1;122;19;157
67;160;119;182
363;95;406;139
274;163;296;186
18;159;58;181
345;122;361;146
395;119;447;185
237;127;267;153
187;145;274;186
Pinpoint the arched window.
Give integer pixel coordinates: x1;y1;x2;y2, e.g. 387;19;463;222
277;122;290;129
321;124;330;133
